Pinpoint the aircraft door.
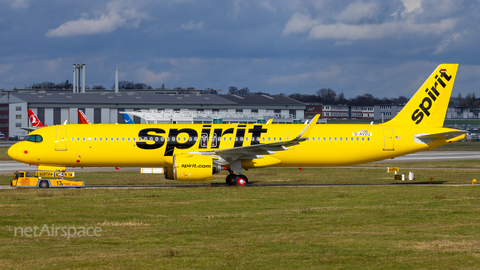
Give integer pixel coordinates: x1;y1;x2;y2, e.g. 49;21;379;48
383;129;394;151
56;129;67;151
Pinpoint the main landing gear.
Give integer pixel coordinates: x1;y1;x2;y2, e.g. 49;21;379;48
225;160;249;186
225;173;249;186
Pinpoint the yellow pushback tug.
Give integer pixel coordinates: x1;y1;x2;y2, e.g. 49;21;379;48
11;171;84;188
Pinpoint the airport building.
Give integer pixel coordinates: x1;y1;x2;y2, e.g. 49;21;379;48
0;91;306;138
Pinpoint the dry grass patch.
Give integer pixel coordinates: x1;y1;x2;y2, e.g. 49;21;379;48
98;220;150;227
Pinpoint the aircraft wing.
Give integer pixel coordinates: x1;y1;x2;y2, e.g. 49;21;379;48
192;115;320;163
21;127;37;132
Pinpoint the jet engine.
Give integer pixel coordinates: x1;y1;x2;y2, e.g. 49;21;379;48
165;153;222;181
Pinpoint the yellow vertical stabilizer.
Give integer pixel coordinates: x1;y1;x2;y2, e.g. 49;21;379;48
383;64;458;127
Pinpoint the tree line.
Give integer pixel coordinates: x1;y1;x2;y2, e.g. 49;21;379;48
21;80;480;108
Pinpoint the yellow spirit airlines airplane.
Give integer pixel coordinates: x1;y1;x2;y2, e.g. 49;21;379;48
8;64;466;186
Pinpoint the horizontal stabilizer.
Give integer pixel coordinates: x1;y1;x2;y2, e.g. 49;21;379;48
415;130;467;144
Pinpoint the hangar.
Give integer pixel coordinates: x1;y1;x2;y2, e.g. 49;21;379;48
0;90;306;138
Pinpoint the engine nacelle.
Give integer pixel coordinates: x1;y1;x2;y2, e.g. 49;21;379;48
172;153;222;181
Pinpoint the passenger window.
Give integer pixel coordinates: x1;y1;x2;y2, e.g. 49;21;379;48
362;137;365;141
105;137;108;141
312;137;315;141
100;137;103;141
367;137;370;141
340;137;342;141
345;137;348;141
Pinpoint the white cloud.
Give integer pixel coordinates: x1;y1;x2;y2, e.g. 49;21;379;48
308;19;456;40
137;67;175;84
434;32;462;55
401;0;422;14
259;1;276;12
45;1;148;37
336;1;380;23
180;21;204;31
391;0;423;18
282;13;320;35
8;0;29;9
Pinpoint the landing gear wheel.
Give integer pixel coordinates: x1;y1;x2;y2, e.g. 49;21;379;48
226;174;237;186
235;175;248;186
39;181;49;188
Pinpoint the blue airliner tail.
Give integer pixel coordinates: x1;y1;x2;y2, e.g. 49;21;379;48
121;112;135;124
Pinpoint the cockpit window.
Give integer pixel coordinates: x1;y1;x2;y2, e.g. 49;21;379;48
24;135;43;142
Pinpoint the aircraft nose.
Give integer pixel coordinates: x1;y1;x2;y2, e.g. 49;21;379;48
8;143;25;162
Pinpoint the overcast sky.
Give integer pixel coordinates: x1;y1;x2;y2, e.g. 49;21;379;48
0;0;479;98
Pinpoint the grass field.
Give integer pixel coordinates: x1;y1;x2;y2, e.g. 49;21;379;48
2;145;480;269
1;186;480;269
1;165;479;186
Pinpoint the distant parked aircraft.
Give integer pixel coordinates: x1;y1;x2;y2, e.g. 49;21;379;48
120;111;135;124
77;110;91;124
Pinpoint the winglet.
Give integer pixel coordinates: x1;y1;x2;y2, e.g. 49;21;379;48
297;114;320;139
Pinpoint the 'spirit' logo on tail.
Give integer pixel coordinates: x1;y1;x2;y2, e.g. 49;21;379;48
411;69;452;124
